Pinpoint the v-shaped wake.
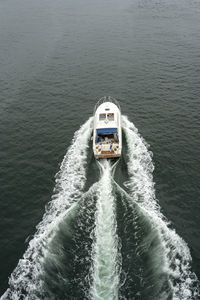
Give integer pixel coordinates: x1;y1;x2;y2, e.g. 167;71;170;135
1;116;199;300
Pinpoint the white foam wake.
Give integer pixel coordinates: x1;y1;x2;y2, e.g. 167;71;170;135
122;115;199;299
90;160;120;300
1;117;93;300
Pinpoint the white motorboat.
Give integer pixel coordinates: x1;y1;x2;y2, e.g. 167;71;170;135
93;96;122;159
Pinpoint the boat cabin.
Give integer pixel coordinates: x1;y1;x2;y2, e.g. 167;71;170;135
93;97;122;158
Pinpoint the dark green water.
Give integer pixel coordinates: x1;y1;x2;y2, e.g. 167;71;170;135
0;0;200;299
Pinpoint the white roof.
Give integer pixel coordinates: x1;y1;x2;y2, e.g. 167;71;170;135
94;102;120;129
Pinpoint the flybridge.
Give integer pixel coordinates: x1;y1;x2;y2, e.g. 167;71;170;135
93;97;122;159
95;128;119;144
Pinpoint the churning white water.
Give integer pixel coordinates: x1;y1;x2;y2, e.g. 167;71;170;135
90;160;120;300
1;115;199;300
122;115;199;299
1;118;93;300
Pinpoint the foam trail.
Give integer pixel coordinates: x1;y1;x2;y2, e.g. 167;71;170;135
122;115;199;299
1;117;93;300
90;160;120;300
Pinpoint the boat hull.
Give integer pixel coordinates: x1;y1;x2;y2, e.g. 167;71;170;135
93;97;122;159
95;153;121;159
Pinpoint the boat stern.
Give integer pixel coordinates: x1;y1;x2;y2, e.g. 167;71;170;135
93;97;122;159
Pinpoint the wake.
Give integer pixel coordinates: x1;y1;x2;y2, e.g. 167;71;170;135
89;160;120;300
1;118;93;300
122;116;199;299
1;116;199;300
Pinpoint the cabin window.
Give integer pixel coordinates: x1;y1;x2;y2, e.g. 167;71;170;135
99;113;106;121
107;113;114;121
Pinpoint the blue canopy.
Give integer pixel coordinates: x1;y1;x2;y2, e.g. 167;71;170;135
96;128;117;135
95;128;119;143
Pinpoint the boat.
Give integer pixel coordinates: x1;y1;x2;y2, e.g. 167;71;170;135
93;96;122;159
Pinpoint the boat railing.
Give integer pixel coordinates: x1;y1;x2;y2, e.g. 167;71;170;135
93;96;121;115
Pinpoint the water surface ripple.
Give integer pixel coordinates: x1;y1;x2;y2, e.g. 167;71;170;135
0;0;200;298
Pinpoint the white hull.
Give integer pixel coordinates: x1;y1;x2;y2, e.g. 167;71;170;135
93;97;122;158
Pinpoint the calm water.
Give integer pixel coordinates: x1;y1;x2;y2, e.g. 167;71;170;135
0;0;200;298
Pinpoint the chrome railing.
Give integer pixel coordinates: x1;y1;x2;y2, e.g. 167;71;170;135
93;96;121;115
